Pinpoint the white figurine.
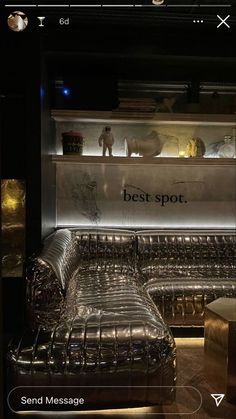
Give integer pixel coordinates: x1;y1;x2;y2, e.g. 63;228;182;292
218;135;235;158
98;126;114;157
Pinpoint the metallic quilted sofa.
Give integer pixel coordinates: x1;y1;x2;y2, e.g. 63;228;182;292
8;228;236;408
138;231;236;326
8;229;176;409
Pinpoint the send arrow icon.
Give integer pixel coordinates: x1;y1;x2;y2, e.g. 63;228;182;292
211;394;225;407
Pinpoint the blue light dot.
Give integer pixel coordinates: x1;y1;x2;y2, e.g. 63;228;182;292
62;88;71;97
40;87;45;98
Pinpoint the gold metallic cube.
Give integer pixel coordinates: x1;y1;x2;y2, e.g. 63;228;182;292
205;298;236;402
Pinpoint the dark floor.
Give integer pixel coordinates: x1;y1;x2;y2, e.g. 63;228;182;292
5;338;236;419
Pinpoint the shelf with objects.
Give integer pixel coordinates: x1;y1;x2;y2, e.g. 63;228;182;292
50;110;236;230
51;110;236;160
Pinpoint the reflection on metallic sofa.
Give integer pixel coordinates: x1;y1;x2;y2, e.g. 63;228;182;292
8;228;236;407
138;232;236;326
8;229;176;408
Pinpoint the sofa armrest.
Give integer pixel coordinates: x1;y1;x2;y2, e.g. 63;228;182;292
26;257;65;329
26;229;78;329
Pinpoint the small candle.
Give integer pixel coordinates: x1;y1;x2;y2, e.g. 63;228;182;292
179;151;185;158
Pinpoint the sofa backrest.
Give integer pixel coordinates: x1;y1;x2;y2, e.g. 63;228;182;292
40;229;79;290
137;231;236;269
74;229;136;267
40;229;236;277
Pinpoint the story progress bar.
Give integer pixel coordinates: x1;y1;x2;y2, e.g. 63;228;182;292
4;4;233;8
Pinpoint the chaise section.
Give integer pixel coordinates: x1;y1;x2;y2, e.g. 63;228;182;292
8;228;176;408
9;308;175;406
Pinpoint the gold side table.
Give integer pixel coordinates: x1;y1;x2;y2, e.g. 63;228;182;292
205;297;236;402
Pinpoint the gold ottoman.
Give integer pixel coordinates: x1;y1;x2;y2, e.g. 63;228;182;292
205;298;236;402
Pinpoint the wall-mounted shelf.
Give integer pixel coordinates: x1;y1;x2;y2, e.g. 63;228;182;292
51;110;236;230
52;110;236;160
51;110;236;126
52;155;235;166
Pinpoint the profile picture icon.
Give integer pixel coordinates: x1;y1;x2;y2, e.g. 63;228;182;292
7;11;28;32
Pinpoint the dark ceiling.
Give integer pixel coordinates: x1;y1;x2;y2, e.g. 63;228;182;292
2;1;236;85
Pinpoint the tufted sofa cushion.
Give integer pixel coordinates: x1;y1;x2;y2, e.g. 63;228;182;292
137;231;236;326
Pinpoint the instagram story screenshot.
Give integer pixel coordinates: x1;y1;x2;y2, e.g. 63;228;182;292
0;0;236;418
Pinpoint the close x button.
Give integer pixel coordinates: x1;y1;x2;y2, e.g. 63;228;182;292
217;15;230;29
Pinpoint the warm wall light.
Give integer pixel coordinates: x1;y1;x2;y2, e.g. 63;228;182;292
179;151;186;158
1;179;25;277
2;196;19;211
2;179;25;211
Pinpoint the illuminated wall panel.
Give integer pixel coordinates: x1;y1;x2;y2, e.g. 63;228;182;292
1;180;25;277
56;162;236;229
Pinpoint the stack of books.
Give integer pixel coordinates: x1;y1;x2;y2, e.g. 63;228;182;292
115;97;156;113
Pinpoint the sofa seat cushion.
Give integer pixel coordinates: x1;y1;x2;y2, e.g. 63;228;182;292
64;263;159;321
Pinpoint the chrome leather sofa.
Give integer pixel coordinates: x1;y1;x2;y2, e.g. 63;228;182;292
8;228;236;408
8;229;176;408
